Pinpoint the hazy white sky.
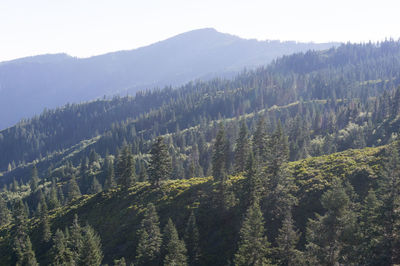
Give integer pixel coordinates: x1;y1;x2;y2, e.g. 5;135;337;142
1;0;400;61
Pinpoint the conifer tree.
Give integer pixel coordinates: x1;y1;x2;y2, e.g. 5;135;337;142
355;189;386;265
184;211;201;265
30;164;39;192
212;124;228;182
234;200;272;266
0;195;11;226
48;179;60;209
267;120;289;176
104;156;116;190
88;177;102;194
276;209;303;266
377;145;400;263
14;235;39;266
116;146;136;188
69;214;83;261
163;218;188;266
252;117;269;164
306;183;354;265
51;229;75;265
136;203;162;265
148;137;172;187
80;224;103;266
234;120;250;173
67;175;81;201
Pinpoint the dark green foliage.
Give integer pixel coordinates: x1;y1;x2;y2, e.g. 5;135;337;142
252;117;269;165
104;156;116;190
355;189;385;265
306;183;354;265
116;146;136;188
136;203;162;265
88;177;102;194
212;125;228;182
276;209;303;266
148;137;172;187
67;176;81;201
50;229;75;266
80;224;103;266
163;218;188;266
0;195;11;226
234;199;272;266
184;211;201;265
14;235;39;266
234;121;250;173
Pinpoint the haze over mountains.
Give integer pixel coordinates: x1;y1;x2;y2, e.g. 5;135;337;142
0;28;338;129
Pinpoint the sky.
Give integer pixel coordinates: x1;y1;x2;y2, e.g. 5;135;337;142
1;0;400;62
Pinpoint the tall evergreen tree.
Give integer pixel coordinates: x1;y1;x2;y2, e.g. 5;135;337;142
116;146;136;188
212;124;228;182
234;120;250;173
0;195;11;226
184;211;201;265
14;235;39;266
306;183;354;265
69;214;83;262
67;175;81;201
276;209;303;266
136;203;162;265
104;156;116;190
252;117;269;165
80;224;103;266
355;189;386;265
148;137;172;187
51;229;75;266
234;199;272;266
377;145;400;264
163;218;188;266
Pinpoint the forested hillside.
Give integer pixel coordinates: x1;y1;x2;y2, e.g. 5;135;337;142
0;28;337;129
1;40;400;265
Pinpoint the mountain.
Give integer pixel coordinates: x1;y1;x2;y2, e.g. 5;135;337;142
0;28;338;129
2;40;400;265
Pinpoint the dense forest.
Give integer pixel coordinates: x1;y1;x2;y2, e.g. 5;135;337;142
1;40;400;265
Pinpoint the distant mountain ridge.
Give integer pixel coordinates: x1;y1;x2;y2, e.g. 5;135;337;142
0;28;338;129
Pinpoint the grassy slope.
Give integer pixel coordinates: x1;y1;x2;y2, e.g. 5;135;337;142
0;145;387;265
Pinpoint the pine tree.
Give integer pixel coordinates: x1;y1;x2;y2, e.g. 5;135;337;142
267;121;289;176
51;229;75;266
148;137;172;187
104;156;116;190
136;203;162;265
377;144;400;263
116;146;136;189
355;189;386;265
276;209;303;266
234;200;272;266
163;218;188;266
80;224;103;266
306;183;354;265
234;120;250;173
39;197;51;243
48;178;60;209
14;235;39;266
88;177;102;194
252;117;269;164
30;164;39;192
212;124;228;182
67;175;81;201
69;214;83;261
184;211;201;265
0;195;11;226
